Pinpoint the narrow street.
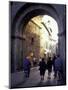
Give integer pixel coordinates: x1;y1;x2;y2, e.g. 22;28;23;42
15;67;64;88
11;2;66;89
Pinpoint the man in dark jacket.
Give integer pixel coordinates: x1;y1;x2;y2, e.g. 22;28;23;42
52;55;56;77
39;58;47;81
47;57;52;79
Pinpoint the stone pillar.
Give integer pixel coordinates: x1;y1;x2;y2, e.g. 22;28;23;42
11;38;18;72
13;39;19;72
58;31;66;83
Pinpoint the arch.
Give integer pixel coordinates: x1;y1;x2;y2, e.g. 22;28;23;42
11;3;62;36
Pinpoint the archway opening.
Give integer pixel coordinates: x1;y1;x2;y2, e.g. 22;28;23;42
22;15;58;66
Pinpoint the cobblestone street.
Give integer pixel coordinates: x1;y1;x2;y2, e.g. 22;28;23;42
12;67;64;88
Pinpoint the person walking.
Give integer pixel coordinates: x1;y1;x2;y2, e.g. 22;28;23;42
47;57;52;79
39;58;47;81
23;56;31;78
54;55;63;80
33;57;37;67
52;55;57;76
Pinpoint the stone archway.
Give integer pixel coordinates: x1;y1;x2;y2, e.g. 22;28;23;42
11;2;65;73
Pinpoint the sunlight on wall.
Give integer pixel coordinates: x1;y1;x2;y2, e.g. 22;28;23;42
23;15;59;59
42;15;58;42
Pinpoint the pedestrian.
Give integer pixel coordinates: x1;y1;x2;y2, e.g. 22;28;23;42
39;58;47;81
54;55;63;80
47;57;52;79
33;57;37;67
52;55;56;76
23;56;31;78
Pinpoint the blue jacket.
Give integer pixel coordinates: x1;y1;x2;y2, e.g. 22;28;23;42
54;57;63;71
23;58;31;71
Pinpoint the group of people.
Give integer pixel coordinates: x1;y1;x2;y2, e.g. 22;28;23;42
39;55;63;81
23;54;63;82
